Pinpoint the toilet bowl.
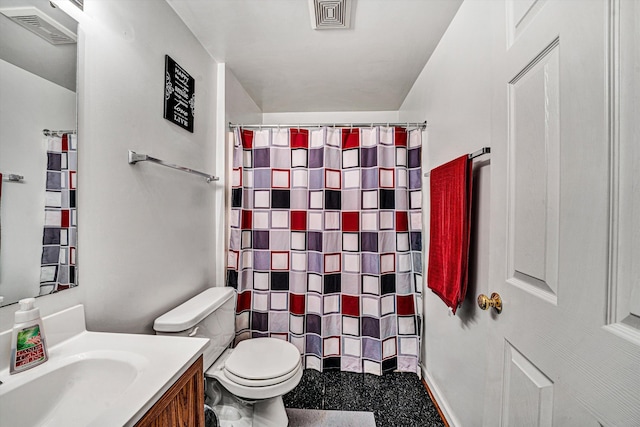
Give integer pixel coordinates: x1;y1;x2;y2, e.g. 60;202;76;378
153;287;302;427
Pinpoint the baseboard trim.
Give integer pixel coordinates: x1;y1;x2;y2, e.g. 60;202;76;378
420;364;461;427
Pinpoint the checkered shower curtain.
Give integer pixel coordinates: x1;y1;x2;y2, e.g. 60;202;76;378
227;126;422;375
40;133;77;295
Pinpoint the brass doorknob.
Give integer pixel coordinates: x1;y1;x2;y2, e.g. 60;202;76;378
477;292;502;313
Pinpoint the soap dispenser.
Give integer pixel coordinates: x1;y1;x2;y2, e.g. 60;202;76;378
10;298;48;374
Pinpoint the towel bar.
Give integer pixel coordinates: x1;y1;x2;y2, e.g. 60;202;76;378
468;147;490;160
424;147;491;177
128;150;219;183
1;173;24;182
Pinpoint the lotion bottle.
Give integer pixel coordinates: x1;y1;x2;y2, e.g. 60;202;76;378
10;298;48;374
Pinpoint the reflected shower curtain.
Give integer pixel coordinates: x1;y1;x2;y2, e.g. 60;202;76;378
227;126;423;375
40;133;77;295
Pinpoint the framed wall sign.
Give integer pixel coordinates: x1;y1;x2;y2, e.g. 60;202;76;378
163;55;195;133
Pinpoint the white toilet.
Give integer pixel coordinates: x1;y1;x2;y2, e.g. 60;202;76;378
153;287;303;427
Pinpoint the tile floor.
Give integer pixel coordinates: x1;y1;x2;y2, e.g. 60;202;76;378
283;369;446;427
286;408;376;427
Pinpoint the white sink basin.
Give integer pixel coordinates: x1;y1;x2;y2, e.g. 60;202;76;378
0;350;145;426
0;305;208;427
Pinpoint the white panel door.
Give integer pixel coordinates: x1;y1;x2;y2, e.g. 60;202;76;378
484;1;640;426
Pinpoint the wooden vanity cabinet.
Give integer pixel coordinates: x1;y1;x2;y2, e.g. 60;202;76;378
135;355;204;427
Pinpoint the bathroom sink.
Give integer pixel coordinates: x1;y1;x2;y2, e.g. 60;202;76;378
0;305;208;426
0;351;145;426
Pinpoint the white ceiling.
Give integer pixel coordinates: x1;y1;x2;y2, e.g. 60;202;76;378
166;0;462;113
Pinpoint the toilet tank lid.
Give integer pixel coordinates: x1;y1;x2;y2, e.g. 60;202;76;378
153;287;235;333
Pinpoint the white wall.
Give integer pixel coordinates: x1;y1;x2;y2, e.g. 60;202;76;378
75;0;218;334
211;66;263;289
263;111;399;125
399;1;497;425
226;68;262;125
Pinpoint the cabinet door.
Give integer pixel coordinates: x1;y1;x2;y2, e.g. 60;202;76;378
135;356;204;427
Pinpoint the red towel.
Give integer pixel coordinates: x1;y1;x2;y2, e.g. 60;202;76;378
427;155;473;314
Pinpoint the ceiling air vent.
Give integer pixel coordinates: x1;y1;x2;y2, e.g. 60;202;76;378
0;7;77;45
309;0;352;30
69;0;84;11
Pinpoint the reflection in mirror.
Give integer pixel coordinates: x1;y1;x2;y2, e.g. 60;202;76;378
0;0;78;306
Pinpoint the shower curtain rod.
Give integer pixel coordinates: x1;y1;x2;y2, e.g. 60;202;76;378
228;121;427;130
43;129;77;136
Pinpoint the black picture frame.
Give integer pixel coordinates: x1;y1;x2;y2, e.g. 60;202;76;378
163;55;195;133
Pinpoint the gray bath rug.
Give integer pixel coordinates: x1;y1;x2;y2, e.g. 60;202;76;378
286;408;376;427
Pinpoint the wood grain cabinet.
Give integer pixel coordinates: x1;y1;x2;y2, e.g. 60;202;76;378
135;356;204;427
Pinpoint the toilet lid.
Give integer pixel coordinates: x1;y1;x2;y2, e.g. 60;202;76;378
225;338;301;382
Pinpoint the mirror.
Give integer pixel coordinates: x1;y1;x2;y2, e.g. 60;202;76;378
0;0;79;306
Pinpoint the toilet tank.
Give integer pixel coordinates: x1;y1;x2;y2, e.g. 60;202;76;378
154;287;236;370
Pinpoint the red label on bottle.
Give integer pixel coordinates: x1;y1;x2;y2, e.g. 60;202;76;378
15;325;46;368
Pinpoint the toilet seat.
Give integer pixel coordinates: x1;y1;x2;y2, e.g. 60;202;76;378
223;338;301;387
223;360;301;387
209;362;303;401
206;338;304;401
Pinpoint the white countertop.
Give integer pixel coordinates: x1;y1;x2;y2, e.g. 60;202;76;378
0;305;209;427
